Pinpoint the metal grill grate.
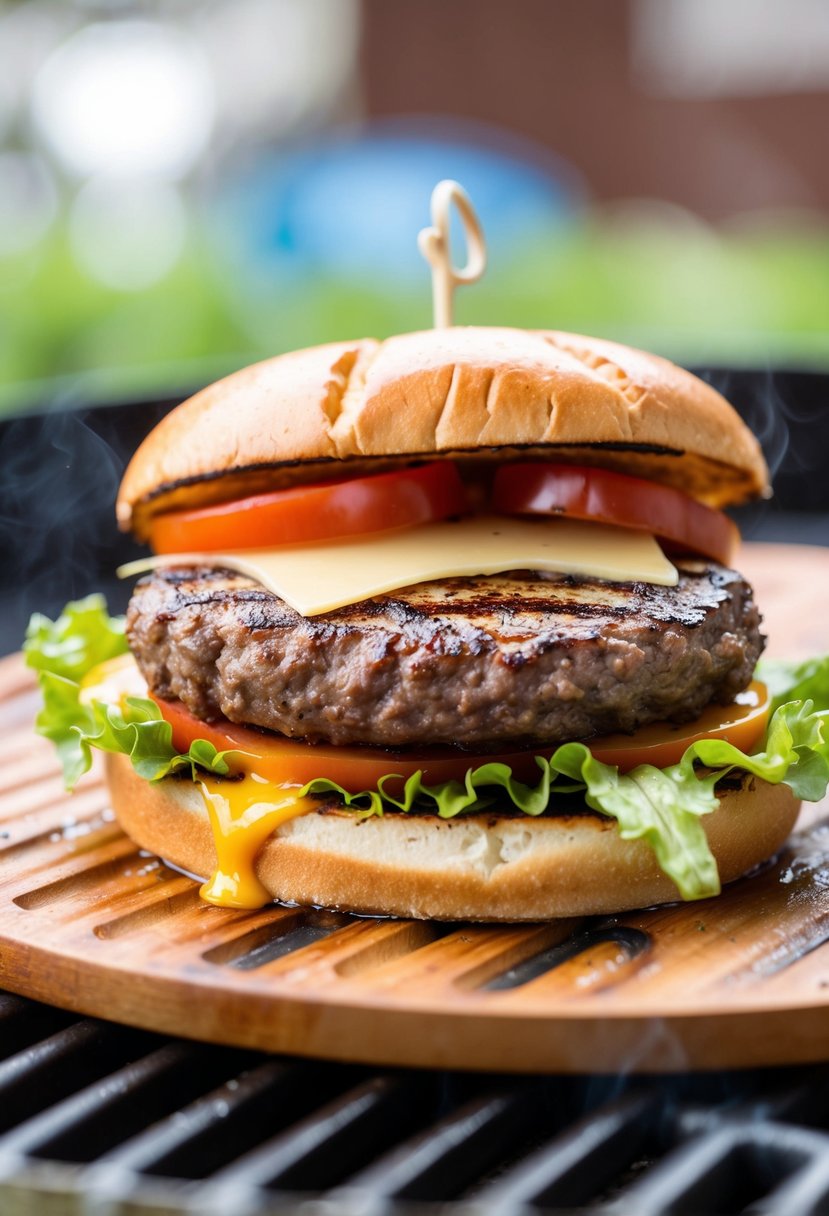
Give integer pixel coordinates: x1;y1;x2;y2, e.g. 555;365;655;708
1;993;829;1213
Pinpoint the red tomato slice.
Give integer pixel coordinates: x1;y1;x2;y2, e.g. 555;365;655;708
492;463;739;566
152;681;769;788
150;462;467;554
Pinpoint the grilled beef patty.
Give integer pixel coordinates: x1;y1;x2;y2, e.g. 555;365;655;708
126;562;763;749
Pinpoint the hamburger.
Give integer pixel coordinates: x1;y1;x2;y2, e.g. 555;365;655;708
25;327;829;920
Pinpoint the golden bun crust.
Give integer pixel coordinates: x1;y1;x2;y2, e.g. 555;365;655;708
117;328;768;539
106;754;799;921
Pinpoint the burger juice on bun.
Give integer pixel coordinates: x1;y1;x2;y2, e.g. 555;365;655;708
26;183;829;921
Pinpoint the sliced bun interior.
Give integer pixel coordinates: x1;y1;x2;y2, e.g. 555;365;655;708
106;753;799;921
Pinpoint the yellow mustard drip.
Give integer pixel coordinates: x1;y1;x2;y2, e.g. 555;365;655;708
198;775;316;909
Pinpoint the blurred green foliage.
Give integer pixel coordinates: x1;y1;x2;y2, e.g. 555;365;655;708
3;213;829;415
0;222;254;411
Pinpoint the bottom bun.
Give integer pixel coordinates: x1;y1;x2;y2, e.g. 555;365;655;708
105;753;800;921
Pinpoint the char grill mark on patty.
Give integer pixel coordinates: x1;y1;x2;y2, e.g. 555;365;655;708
126;563;764;749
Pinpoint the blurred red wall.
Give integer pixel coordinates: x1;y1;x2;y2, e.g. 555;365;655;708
362;0;829;219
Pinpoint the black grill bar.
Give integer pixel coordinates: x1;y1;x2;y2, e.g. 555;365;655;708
0;993;73;1060
92;1059;306;1179
209;1074;436;1195
335;1084;544;1204
0;1012;828;1213
476;1090;664;1212
0;1019;155;1134
0;1039;244;1163
609;1121;829;1216
752;1145;829;1215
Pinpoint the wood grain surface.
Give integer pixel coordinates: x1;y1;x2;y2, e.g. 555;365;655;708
0;540;827;1074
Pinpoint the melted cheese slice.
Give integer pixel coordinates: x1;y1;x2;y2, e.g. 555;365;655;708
119;516;677;617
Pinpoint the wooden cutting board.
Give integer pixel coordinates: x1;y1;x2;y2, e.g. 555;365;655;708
0;541;828;1074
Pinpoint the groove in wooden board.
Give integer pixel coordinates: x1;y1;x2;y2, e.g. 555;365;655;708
0;773;75;821
538;935;651;995
14;846;172;913
738;935;829;1001
95;913;437;987
490;928;653;1001
3;868;193;955
93;883;202;941
25;896;296;970
199;908;308;965
0;730;52;767
0;771;104;824
149;901;299;954
0;763;61;802
87;881;258;964
730;820;829;982
333;920;442;979
240;918;441;986
0;655;37;722
0;653;29;693
0;687;40;735
0;807;120;894
356;922;580;995
10;834;139;907
0;806;121;889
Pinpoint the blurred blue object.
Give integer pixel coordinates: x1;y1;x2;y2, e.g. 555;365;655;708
214;119;584;286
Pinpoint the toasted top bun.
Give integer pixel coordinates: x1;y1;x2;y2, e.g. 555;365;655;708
118;327;769;540
106;752;798;921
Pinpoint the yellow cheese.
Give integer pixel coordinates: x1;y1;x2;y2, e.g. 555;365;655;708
119;515;677;617
198;774;315;909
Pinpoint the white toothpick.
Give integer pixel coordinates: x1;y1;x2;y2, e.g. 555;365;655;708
417;179;487;329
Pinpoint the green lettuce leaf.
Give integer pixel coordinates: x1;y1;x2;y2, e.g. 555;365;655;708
24;600;829;905
681;698;829;801
757;654;829;714
24;594;128;681
26;597;232;787
552;743;722;899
